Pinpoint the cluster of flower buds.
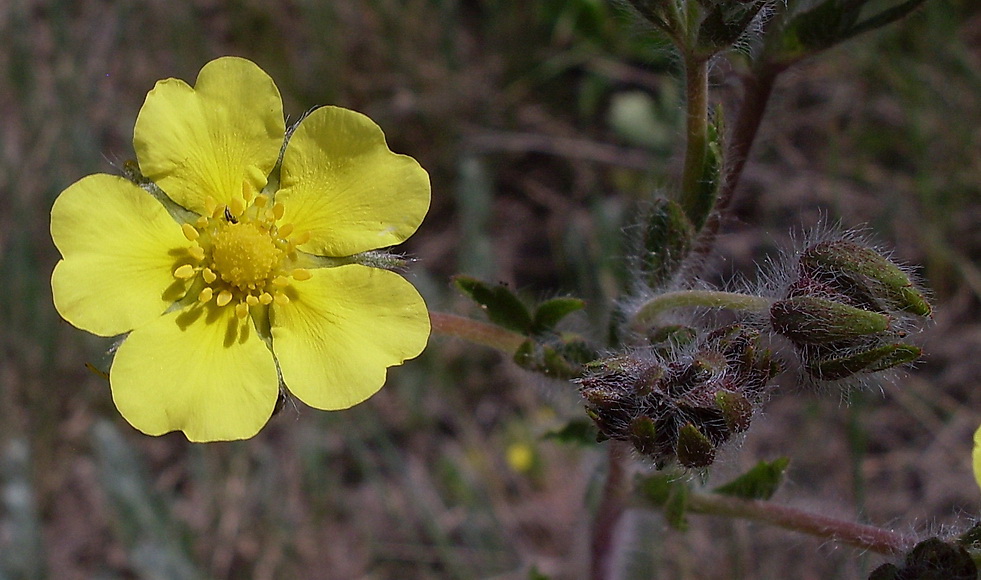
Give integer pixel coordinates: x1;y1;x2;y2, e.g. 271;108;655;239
769;239;931;382
577;324;780;468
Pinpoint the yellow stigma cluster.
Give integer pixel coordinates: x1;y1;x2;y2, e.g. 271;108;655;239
173;183;311;318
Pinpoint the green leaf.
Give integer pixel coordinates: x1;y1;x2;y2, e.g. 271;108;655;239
542;419;600;446
637;473;690;530
714;457;790;500
532;297;586;334
453;276;534;334
638;198;695;288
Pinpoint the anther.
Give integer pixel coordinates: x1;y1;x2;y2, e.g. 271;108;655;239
292;269;312;281
277;223;294;238
203;196;218;217
229;196;247;218
181;223;199;241
174;264;195;279
188;245;206;261
259;293;273;305
273;202;285;220
274;293;290;305
246;295;259;307
202;268;217;284
291;231;311;246
272;276;289;287
216;290;233;307
235;302;249;319
198;287;214;303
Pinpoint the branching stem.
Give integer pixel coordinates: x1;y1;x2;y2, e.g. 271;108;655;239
679;54;710;228
685;491;916;556
630;289;773;333
429;312;527;354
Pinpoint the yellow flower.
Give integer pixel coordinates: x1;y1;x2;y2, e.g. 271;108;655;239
974;424;981;492
51;57;431;442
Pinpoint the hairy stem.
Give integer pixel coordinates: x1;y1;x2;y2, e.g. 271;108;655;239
429;312;527;354
685;491;916;555
695;65;780;257
591;441;632;580
630;289;773;333
679;55;711;229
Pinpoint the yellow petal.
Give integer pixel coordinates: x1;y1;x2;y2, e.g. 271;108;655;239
270;265;430;410
277;106;430;257
134;56;285;215
973;424;981;493
110;303;280;442
51;174;192;337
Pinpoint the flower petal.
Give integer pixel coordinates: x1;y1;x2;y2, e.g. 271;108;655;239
271;265;430;410
134;56;285;215
111;303;280;442
277;106;430;257
51;174;192;337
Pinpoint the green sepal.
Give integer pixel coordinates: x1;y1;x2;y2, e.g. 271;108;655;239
542;419;600;447
715;390;753;433
629;415;659;457
714;457;790;501
515;335;597;379
453;276;534;334
807;343;921;381
532;297;586;334
639;198;696;288
770;296;891;345
799;240;931;316
677;422;716;468
637;472;690;530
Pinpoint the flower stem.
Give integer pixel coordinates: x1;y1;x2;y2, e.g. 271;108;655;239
685;491;916;555
630;290;773;333
694;65;779;259
591;441;632;580
429;312;527;354
679;54;710;229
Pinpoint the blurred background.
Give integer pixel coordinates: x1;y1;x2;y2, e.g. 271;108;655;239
1;0;979;578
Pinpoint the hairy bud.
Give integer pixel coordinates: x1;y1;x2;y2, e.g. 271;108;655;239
771;237;931;382
577;325;779;468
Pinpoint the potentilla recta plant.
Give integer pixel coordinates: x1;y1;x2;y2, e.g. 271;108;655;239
50;0;980;577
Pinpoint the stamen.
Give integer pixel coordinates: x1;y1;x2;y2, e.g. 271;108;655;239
235;302;249;319
259;293;274;305
174;264;195;279
272;275;289;287
246;295;259;307
273;202;285;220
195;216;209;229
274;293;290;306
202;268;217;284
291;231;311;246
198;287;214;303
216;290;233;307
253;195;268;208
292;268;312;281
203;196;218;217
229;196;247;218
181;223;199;241
188;245;206;261
278;223;294;238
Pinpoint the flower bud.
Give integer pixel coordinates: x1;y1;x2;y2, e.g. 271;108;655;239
577;324;778;468
806;343;921;381
798;240;931;317
677;423;716;468
770;296;891;345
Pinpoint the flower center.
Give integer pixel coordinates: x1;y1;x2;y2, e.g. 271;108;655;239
211;222;283;291
172;185;312;318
